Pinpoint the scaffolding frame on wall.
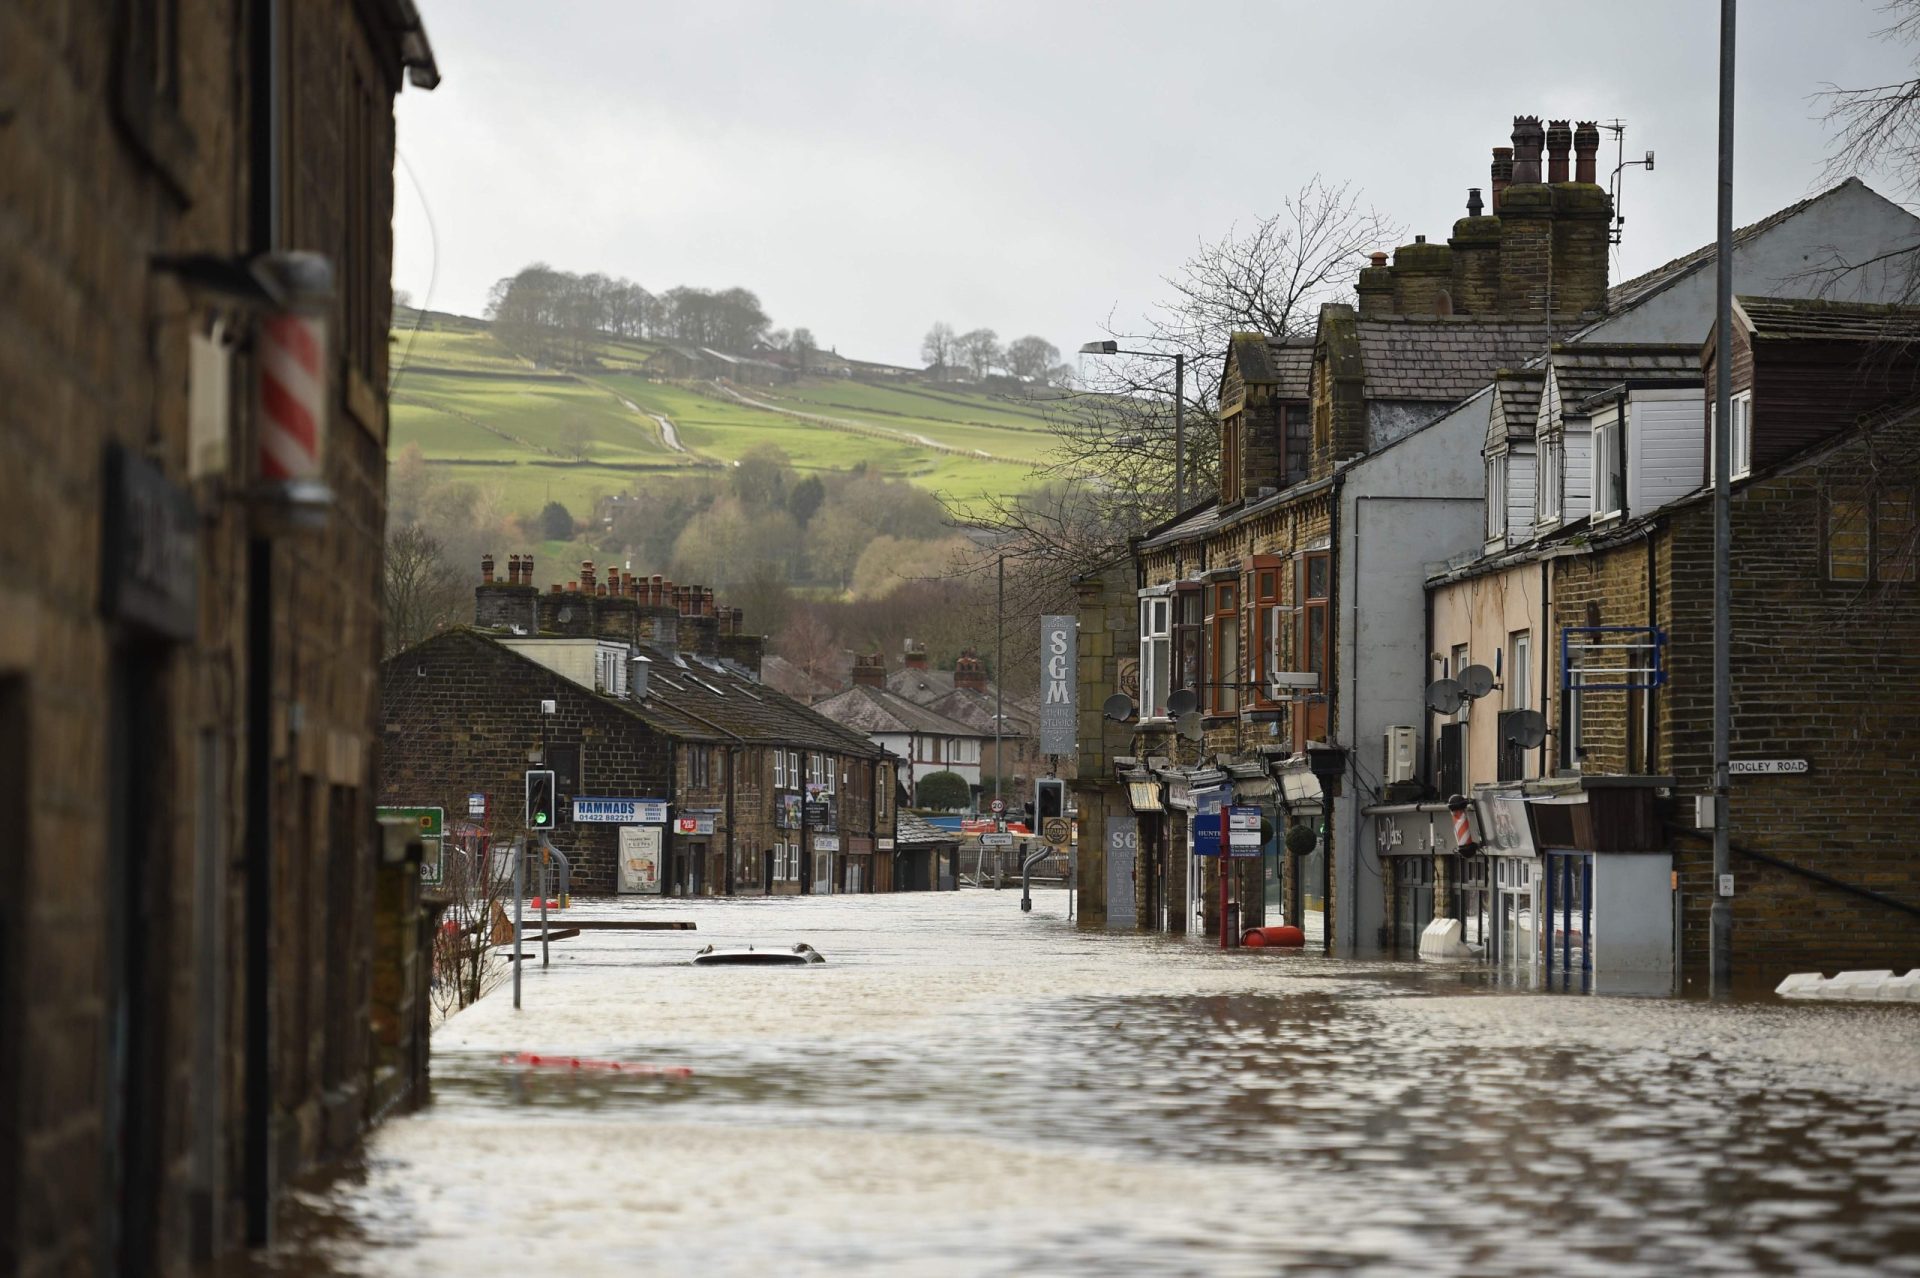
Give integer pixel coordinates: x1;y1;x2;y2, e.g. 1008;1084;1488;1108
1560;625;1667;693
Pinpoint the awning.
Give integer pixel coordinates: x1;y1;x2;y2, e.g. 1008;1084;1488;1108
1232;776;1277;800
1127;781;1164;813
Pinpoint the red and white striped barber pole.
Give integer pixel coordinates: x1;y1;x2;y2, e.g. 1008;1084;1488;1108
256;312;326;482
1452;807;1474;848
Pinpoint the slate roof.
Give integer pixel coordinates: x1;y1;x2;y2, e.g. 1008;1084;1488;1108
1492;369;1546;439
632;642;884;756
1138;498;1222;550
1353;316;1555;403
1605;179;1860;315
1735;294;1920;343
761;653;840;703
922;686;1038;735
1229;333;1314;397
894;810;959;847
810;683;990;740
1546;343;1702;409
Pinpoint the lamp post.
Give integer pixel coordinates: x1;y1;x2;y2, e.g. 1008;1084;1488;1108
1079;340;1185;512
1306;744;1348;956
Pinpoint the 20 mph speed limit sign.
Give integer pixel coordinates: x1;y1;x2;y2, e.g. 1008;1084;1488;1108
1043;817;1071;846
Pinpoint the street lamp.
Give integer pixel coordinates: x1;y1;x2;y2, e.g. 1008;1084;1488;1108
1079;340;1186;512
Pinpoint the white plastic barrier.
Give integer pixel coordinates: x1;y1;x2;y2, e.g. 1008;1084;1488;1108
1418;917;1475;959
1775;969;1920;1001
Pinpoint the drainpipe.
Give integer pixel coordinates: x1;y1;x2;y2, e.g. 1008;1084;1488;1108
723;746;737;896
1539;558;1552;776
243;0;282;1248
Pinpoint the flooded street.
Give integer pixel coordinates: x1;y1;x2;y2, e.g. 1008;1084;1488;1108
270;892;1920;1276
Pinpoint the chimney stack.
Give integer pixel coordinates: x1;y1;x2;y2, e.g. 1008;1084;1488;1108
903;639;929;671
1573;120;1600;184
1490;146;1513;211
579;560;595;593
1391;234;1454;316
1545;119;1572;183
1498;116;1554;316
475;550;541;632
852;653;886;687
1356;251;1395;316
954;651;989;693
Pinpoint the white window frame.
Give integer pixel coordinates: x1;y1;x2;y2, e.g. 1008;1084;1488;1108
1731;390;1752;480
1450;644;1471;723
1592;417;1625;520
774;748;787;790
1486;453;1508;541
1507;631;1531;710
1139;594;1172;719
826;755;837;797
1539;438;1561;527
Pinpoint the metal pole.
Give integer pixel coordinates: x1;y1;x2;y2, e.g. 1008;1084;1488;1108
512;837;524;1009
1710;0;1736;994
539;842;550;969
996;555;1004;821
1173;353;1186;512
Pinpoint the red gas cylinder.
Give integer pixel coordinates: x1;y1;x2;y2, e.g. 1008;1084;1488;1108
1243;925;1307;948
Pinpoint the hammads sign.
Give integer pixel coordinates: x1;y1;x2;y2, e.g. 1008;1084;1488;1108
1039;614;1076;755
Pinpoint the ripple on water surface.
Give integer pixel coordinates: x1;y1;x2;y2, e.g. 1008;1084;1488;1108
267;892;1920;1276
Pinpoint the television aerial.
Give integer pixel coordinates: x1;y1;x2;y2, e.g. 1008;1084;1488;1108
1424;678;1465;716
1502;709;1548;749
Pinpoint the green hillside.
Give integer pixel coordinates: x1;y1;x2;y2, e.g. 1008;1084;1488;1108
387;319;1067;517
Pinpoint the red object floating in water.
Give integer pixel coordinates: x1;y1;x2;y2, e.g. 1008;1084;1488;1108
502;1051;691;1076
1243;926;1307;948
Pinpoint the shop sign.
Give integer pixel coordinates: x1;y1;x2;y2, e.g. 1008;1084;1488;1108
1227;805;1263;856
675;814;715;836
778;793;801;829
877;837;895;851
1477;792;1535;857
813;834;841;853
1192;812;1221;857
101;443;198;641
618;826;662;894
574;796;668;824
1039;614;1077;754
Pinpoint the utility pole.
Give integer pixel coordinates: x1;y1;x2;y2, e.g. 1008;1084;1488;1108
1711;0;1737;994
1173;352;1185;513
995;555;1004;823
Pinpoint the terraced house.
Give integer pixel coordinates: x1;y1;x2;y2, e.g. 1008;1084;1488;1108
1074;117;1920;962
383;559;897;898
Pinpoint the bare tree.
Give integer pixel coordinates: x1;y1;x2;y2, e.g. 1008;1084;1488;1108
1006;335;1060;382
384;523;469;657
920;322;957;377
1820;2;1920;197
958;328;1002;381
790;326;819;374
430;811;518;1020
962;176;1397;594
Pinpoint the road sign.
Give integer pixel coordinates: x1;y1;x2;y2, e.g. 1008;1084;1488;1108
467;792;486;817
377;806;444;884
980;832;1015;848
1728;759;1809;775
990;798;1005;814
1042;817;1070;847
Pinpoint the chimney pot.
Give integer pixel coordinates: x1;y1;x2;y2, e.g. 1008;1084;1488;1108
1573;120;1600;183
551;583;563;594
1545;119;1572;183
1467;187;1485;218
1369;251;1388;267
481;554;495;584
1491;146;1514;211
568;581;579;594
1510;116;1544;184
1414;234;1426;244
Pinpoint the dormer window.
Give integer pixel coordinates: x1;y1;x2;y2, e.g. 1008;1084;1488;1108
1486;453;1508;541
1538;437;1562;528
1593;415;1626;520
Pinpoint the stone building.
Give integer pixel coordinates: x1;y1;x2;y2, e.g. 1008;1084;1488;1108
815;653;993;801
383;560;895;897
1;2;437;1271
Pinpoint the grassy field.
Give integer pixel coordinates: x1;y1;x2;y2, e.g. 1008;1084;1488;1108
385;319;1063;520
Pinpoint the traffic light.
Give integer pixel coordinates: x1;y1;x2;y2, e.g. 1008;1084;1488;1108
1035;777;1066;824
525;769;556;829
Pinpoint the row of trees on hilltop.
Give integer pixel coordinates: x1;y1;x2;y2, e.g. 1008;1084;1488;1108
485;263;794;365
920;324;1072;386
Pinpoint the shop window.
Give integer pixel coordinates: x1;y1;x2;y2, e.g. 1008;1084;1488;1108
1139;595;1171;719
1204;577;1240;715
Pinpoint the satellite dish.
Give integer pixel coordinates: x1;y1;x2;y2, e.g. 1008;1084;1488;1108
1176;711;1203;741
1502;708;1548;749
1459;664;1496;699
1102;692;1135;722
1166;688;1199;718
1424;679;1465;715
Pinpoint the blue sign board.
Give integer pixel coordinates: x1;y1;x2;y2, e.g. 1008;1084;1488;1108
1192;811;1222;857
573;797;669;824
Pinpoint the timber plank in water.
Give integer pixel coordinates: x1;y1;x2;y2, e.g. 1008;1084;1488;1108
542;919;697;931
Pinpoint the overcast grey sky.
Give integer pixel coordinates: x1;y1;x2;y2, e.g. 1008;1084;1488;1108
393;1;1918;368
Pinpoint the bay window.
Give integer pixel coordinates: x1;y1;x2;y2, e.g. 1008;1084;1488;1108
1139;595;1171;719
1172;585;1203;705
1295;551;1330;747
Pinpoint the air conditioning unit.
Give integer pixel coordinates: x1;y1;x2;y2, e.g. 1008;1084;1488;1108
1384;725;1417;784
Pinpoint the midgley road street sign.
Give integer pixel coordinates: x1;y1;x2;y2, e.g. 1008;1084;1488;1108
1728;759;1810;775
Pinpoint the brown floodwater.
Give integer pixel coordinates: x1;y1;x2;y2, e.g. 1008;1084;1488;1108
261;891;1920;1276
